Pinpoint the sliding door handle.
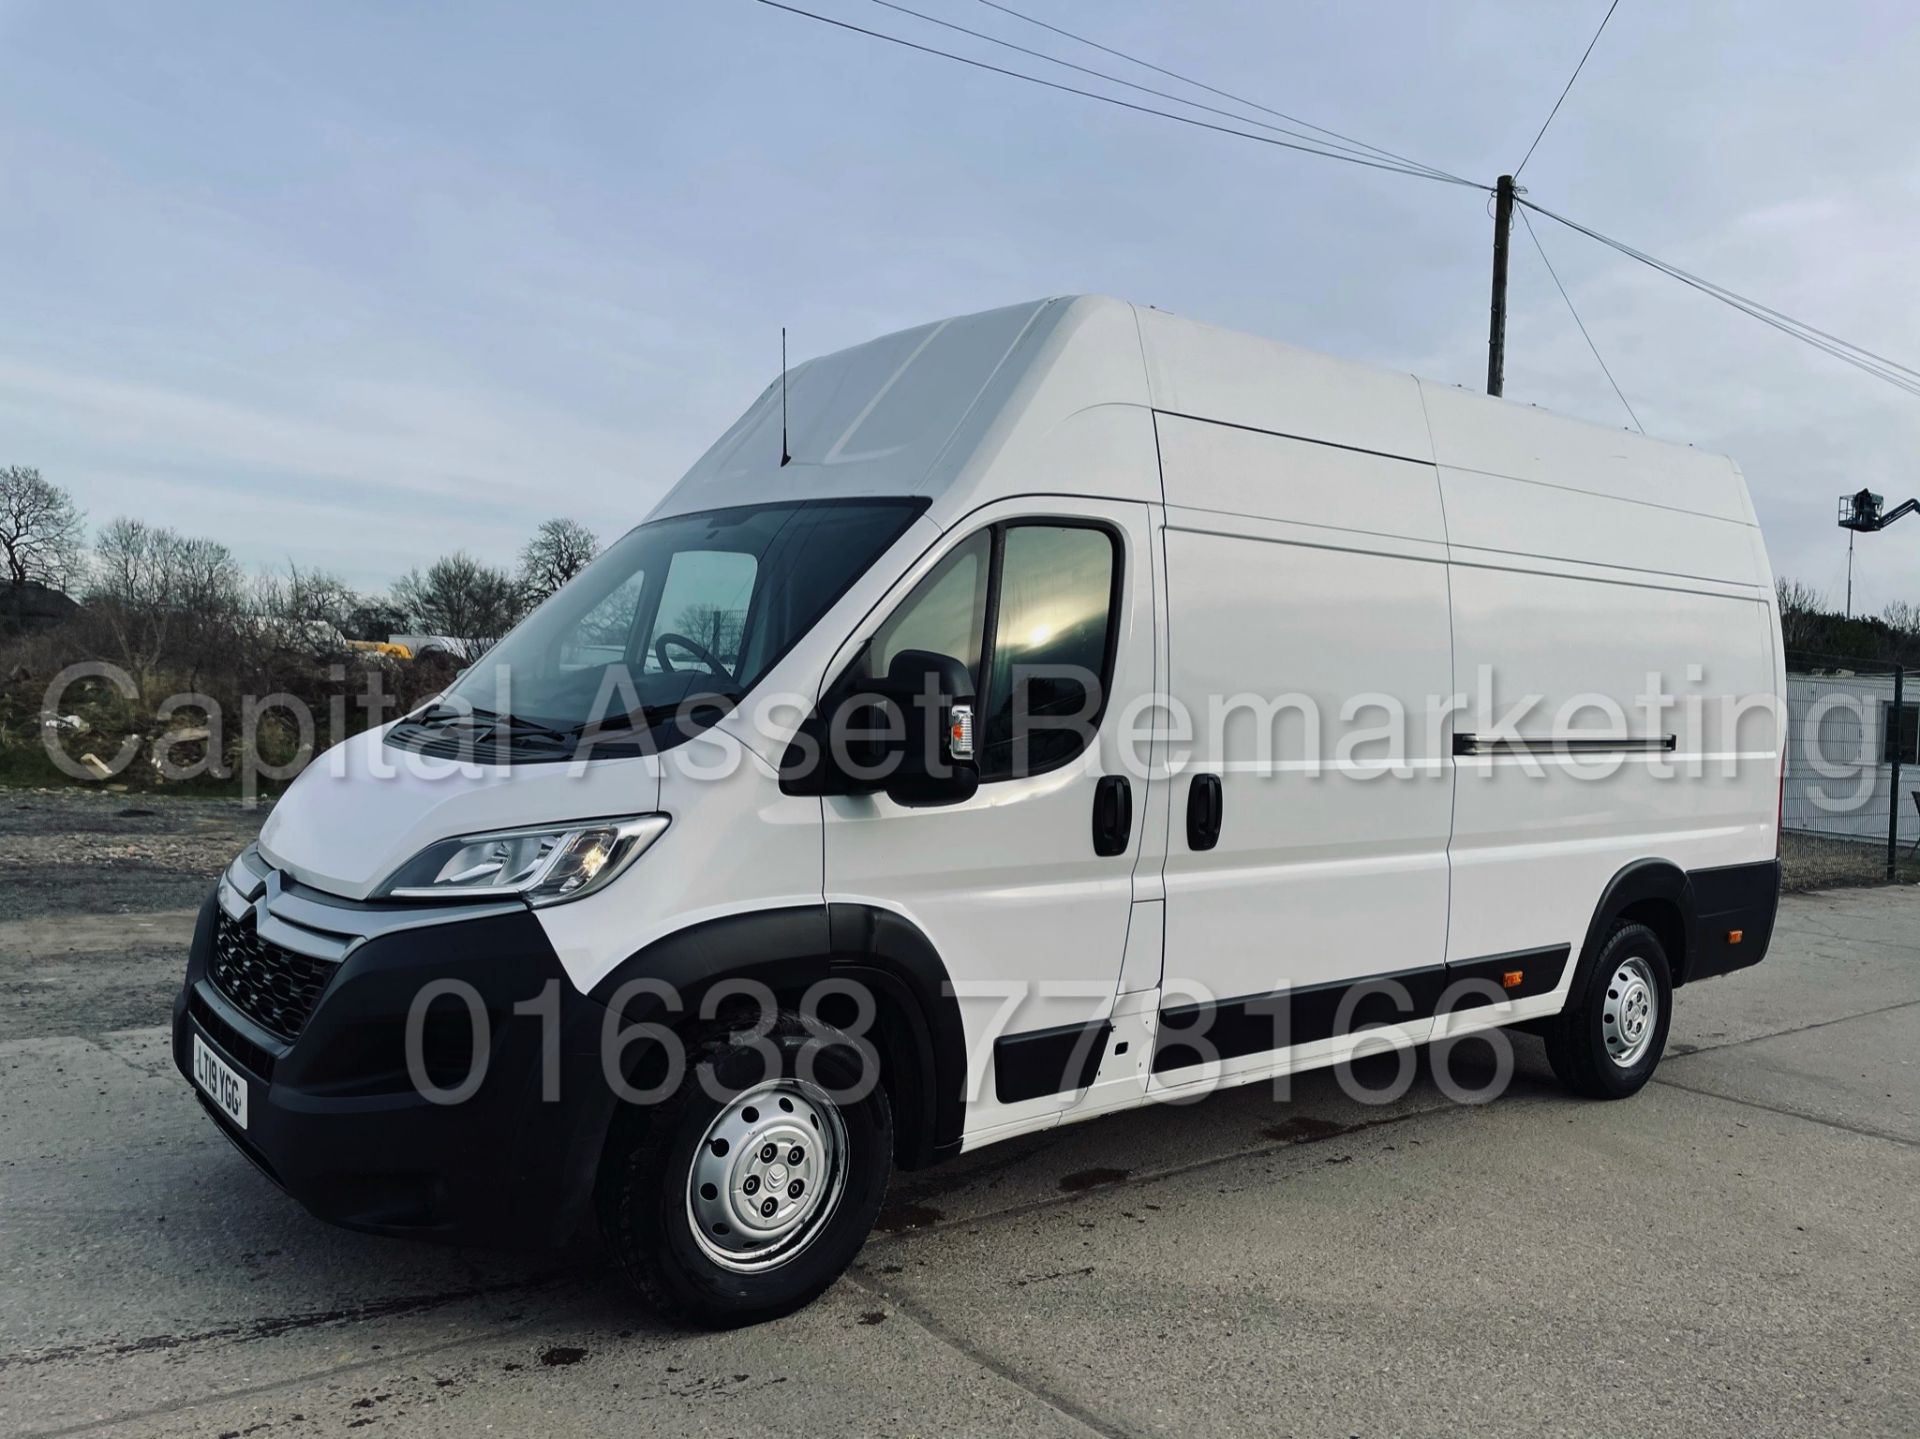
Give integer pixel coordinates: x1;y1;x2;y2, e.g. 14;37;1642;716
1186;772;1223;851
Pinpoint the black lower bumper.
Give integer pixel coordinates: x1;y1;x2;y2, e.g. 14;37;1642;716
1685;858;1782;982
172;892;623;1249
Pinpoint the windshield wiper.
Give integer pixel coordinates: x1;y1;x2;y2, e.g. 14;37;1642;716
414;705;576;744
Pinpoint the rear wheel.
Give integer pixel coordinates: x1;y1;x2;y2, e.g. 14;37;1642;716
1542;922;1672;1099
597;1012;892;1327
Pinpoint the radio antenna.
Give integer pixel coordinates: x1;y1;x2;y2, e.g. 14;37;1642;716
779;326;792;467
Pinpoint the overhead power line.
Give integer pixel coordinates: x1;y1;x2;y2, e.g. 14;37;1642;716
930;4;1920;407
860;0;1452;181
753;1;1487;189
1520;197;1920;399
968;0;1469;186
756;0;1920;413
1516;0;1621;178
1518;206;1643;432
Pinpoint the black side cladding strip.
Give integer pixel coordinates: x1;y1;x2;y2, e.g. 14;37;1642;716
1153;965;1447;1074
1438;944;1571;1010
1150;947;1573;1074
993;1018;1113;1103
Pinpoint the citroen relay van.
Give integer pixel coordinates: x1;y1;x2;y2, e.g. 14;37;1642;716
175;296;1785;1326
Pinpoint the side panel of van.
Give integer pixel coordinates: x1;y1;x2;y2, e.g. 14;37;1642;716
1443;559;1779;975
1150;417;1455;1088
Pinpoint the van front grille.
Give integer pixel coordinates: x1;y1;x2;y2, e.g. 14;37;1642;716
188;990;279;1080
208;909;335;1042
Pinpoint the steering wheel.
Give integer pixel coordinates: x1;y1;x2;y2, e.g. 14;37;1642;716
654;631;731;679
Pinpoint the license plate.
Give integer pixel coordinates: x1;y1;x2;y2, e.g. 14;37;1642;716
192;1032;249;1129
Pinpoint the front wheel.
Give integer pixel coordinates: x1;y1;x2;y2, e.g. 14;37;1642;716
1542;921;1673;1099
597;1012;892;1327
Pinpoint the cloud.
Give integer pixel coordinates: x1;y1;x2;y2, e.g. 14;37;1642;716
5;0;1919;617
0;355;675;586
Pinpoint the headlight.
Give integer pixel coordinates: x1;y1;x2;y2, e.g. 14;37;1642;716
379;814;669;906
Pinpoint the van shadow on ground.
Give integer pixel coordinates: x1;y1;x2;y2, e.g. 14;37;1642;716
93;1033;1557;1354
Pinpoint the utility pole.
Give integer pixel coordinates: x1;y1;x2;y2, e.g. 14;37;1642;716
1847;528;1855;618
1486;173;1516;397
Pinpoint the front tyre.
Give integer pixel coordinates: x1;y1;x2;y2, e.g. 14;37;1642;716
597;1012;892;1328
1542;921;1673;1100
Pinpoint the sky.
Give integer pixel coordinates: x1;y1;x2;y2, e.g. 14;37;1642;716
2;0;1918;608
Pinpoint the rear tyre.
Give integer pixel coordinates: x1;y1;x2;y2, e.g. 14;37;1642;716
1542;921;1672;1100
597;1011;892;1328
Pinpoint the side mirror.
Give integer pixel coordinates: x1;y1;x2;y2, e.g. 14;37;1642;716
778;649;980;806
880;650;980;807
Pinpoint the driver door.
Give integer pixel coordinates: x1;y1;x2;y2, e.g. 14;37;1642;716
821;498;1159;1145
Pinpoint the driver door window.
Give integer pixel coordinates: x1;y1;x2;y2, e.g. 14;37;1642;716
981;525;1116;777
851;521;1118;780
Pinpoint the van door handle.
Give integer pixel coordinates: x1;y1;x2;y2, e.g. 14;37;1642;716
1187;773;1223;851
1091;775;1132;857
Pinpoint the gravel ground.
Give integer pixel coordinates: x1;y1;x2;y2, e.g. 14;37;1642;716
0;787;268;921
0;789;268;1040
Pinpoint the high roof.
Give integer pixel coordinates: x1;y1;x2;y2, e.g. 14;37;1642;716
651;295;1749;530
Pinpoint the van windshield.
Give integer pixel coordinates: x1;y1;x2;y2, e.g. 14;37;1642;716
411;499;922;757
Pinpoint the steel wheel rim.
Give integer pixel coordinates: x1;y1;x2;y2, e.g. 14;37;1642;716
687;1079;849;1273
1602;955;1659;1068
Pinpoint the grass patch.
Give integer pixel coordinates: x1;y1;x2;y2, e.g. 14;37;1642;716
0;743;80;788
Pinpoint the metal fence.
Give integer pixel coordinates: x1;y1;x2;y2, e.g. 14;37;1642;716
1783;651;1913;885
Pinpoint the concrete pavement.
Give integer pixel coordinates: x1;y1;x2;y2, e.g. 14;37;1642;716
1;886;1915;1437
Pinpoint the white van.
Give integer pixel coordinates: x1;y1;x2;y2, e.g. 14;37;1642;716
175;296;1785;1326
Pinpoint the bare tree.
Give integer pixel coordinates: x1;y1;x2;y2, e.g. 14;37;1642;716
1883;600;1920;641
519;518;599;604
0;466;86;591
1775;577;1825;652
392;553;524;660
252;563;357;656
88;518;248;700
672;602;745;667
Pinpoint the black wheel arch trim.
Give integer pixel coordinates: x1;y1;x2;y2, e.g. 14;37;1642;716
1574;858;1690;994
825;903;968;1168
1574;855;1780;994
586;903;966;1172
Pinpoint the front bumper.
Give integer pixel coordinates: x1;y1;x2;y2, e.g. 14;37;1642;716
171;871;622;1249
